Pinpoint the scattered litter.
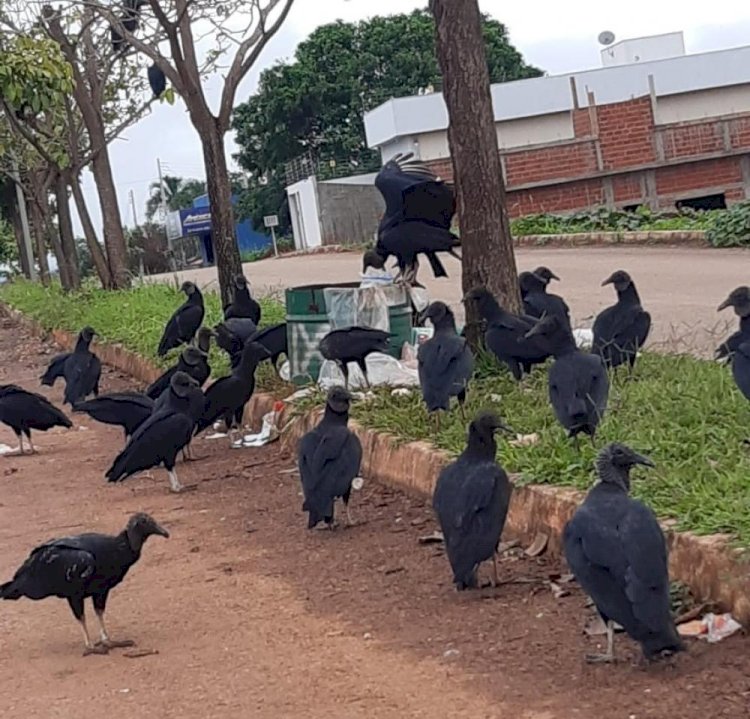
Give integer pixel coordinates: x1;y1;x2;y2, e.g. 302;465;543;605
573;327;593;349
351;391;375;402
383;566;405;576
391;388;412;397
123;648;158;659
0;444;16;456
205;432;228;440
549;581;570;599
242;402;284;447
278;468;299;476
284;387;314;403
351;477;365;491
678;612;743;643
489;394;503;403
497;539;520;553
318;353;419;390
363;632;372;640
411;327;434;347
510;433;540;448
118;688;131;694
443;648;460;659
418;531;444;545
278;360;290;382
524;532;549;557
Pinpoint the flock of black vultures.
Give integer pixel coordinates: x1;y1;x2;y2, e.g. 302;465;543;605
1;154;749;669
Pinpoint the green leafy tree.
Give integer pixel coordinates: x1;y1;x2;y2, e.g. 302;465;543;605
232;9;541;230
145;175;207;222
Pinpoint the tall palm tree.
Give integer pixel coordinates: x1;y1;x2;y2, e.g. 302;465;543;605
145;175;207;222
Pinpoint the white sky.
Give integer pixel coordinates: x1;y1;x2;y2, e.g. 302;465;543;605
75;0;750;235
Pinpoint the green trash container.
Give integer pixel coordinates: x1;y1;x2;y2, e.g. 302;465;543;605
285;282;413;386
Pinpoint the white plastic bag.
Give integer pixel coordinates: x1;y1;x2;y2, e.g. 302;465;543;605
317;352;420;390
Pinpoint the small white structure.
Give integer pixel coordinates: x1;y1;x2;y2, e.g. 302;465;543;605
286;176;322;251
601;32;686;67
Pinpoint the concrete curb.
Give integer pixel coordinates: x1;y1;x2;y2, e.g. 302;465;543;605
514;230;709;248
4;302;749;624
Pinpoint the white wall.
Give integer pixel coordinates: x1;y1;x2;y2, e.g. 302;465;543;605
601;32;685;67
656;84;750;124
497;112;574;148
286;177;321;251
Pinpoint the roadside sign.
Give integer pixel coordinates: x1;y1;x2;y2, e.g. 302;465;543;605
263;215;279;228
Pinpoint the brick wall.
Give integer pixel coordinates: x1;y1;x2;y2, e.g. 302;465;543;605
422;93;750;216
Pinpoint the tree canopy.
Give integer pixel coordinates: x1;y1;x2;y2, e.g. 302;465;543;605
145;175;207;222
232;9;541;230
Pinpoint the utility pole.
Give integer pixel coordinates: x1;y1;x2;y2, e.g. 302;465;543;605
129;189;139;228
10;159;37;281
157;157;175;271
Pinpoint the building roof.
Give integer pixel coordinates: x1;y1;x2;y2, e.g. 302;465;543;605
364;44;750;148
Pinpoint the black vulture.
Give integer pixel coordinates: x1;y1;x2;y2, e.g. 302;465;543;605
156;281;205;357
214;317;258;364
463;287;551;380
564;443;683;663
110;0;145;53
0;385;72;455
1;512;168;656
193;341;270;442
731;340;750;402
74;392;154;441
106;373;200;493
519;270;571;328
432;411;513;589
526;315;609;442
147;64;166;98
716;286;750;361
145;345;209;400
318;327;391;388
417;302;474;422
62;326;102;406
250;323;288;374
363;153;461;284
298;386;362;529
592;270;651;371
40;352;70;387
224;275;261;324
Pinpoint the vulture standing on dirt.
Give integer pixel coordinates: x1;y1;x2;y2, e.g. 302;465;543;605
224;275;261;324
363;152;461;284
716;286;750;360
62;326;102;406
0;385;72;455
74;392;155;441
564;443;683;663
156;281;205;357
519;269;571;328
40;351;70;387
525;315;609;443
319;327;392;389
463;287;550;380
432;411;513;590
106;373;200;492
193;341;270;442
417;302;474;422
592;270;651;371
0;513;168;656
298;386;363;529
146;343;211;401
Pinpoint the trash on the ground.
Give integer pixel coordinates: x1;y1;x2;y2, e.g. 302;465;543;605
205;431;228;440
363;632;373;640
573;327;593;349
443;648;460;659
411;326;434;347
524;532;549;557
124;648;158;659
278;360;291;382
351;477;365;491
490;394;503;403
418;531;445;545
497;539;520;554
407;286;430;314
351;391;375;402
510;432;540;448
318;352;419;390
391;387;412;397
243;402;284;447
549;581;570;599
677;612;743;643
284;387;314;403
0;443;16;455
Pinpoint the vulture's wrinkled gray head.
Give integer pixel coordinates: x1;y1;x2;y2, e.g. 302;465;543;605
362;249;386;273
234;275;248;289
533;266;560;284
170;370;199;397
181;346;205;367
420;301;453;328
326;385;352;414
470;410;513;438
601;270;633;292
180;281;198;296
595;442;654;491
80;326;97;343
126;512;169;550
717;286;750;316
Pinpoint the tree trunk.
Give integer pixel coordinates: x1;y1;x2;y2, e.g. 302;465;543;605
199;123;242;306
89;137;130;289
9;205;31;279
55;172;81;290
27;201;50;286
70;172;114;289
35;194;71;290
430;0;520;344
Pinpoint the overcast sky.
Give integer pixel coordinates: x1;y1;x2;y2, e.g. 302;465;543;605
74;0;750;235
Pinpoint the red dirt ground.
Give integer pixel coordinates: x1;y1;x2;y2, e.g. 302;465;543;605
0;316;749;719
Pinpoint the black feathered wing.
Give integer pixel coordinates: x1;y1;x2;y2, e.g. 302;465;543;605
418;336;473;411
40;352;71;386
63;352;101;405
157;301;204;356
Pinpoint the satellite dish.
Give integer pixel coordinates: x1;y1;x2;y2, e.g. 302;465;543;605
598;31;616;46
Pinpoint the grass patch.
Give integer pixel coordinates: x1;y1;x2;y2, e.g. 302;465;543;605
0;279;288;390
346;350;750;544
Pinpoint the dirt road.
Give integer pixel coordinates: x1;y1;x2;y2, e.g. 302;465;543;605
1;317;749;718
151;246;750;357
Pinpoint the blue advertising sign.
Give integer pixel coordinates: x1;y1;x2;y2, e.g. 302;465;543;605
180;208;212;235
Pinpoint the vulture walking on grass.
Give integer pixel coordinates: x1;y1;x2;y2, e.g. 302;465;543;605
62;327;101;406
519;268;571;328
716;286;750;361
319;327;391;389
0;385;72;455
418;301;474;422
592;270;651;371
298;386;362;529
156;281;205;357
433;411;513;590
224;275;261;324
564;444;683;663
106;373;200;493
363;153;461;284
1;513;168;656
